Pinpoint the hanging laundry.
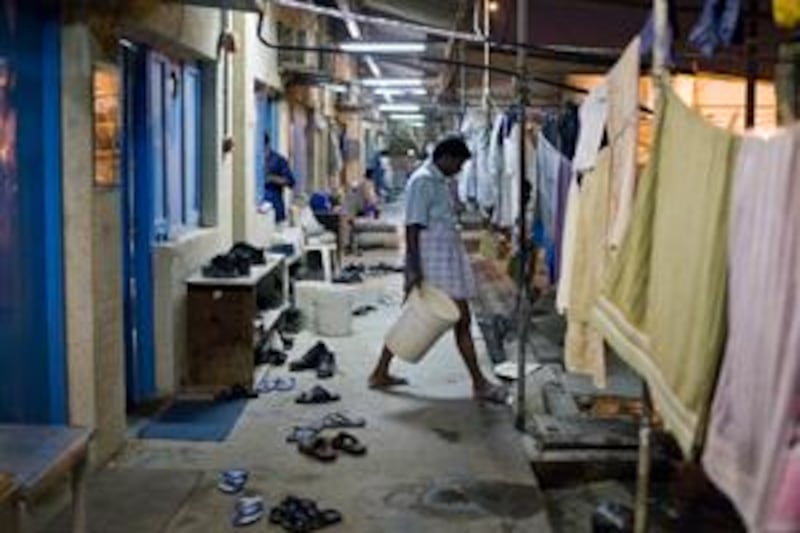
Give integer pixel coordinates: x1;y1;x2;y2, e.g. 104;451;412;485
607;36;641;250
495;118;519;228
488;112;506;216
558;103;580;161
573;83;609;173
689;0;742;57
535;133;563;245
702;128;800;532
591;87;740;457
639;0;679;65
535;132;572;282
459;109;488;204
774;0;800;28
555;173;580;314
565;149;612;387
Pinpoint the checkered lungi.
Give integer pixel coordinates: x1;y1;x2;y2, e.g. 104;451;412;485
412;223;476;300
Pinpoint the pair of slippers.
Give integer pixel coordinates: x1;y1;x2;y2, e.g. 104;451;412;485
289;342;336;379
286;412;367;443
296;385;340;404
217;470;266;528
232;496;265;527
298;431;366;462
257;376;296;394
269;496;342;532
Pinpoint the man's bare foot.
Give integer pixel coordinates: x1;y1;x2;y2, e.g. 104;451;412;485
473;382;509;404
368;374;409;390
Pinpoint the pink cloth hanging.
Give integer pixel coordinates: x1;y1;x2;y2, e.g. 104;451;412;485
702;127;800;532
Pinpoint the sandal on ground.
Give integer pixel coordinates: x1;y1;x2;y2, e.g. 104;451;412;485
231;495;265;527
270;497;318;532
286;426;319;444
473;383;509;405
296;385;340;405
313;508;343;529
331;432;367;456
316;351;336;380
298;435;337;462
289;342;330;372
319;412;366;430
217;469;248;494
257;376;296;394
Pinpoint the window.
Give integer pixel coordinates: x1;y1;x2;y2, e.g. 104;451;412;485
148;51;202;241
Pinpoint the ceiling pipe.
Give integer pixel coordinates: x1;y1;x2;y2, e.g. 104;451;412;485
269;0;485;42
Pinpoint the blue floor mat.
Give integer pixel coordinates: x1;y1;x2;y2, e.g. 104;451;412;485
137;399;248;442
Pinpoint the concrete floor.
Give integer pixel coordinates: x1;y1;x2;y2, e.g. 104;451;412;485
45;269;551;533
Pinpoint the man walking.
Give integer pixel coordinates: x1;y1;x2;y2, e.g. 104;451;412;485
369;137;508;404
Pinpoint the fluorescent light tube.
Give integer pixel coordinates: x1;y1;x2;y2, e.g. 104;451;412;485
361;78;425;87
374;88;428;96
340;42;426;53
389;113;426;121
378;103;421;112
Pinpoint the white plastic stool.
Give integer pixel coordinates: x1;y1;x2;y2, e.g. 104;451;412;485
305;243;338;282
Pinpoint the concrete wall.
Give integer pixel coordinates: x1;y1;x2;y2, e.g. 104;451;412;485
152;229;222;392
61;23;100;457
91;190;126;462
232;8;280;246
61;24;127;464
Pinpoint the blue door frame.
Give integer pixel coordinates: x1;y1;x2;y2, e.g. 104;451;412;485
121;45;156;405
0;4;66;423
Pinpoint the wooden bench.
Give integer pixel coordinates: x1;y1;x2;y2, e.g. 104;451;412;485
0;424;92;533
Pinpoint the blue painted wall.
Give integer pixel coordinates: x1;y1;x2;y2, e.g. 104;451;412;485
0;4;66;423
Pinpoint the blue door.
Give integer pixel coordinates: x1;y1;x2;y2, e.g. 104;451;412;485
121;44;156;405
0;3;66;423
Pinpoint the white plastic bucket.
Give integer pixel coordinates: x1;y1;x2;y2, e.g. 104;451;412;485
315;288;354;337
385;283;461;363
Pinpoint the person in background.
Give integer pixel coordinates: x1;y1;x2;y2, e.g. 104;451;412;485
367;149;388;200
368;136;508;404
262;133;295;225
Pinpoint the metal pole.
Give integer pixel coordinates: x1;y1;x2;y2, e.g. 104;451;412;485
514;0;529;432
460;41;467;110
634;2;667;531
634;388;653;533
482;0;491;108
745;0;759;128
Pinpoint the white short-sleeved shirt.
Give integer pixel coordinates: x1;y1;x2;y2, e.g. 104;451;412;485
404;161;456;228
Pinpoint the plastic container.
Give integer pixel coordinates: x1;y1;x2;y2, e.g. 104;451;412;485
315;287;354;337
385;283;460;363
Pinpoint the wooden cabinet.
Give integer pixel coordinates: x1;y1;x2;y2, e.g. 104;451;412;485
185;256;288;393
